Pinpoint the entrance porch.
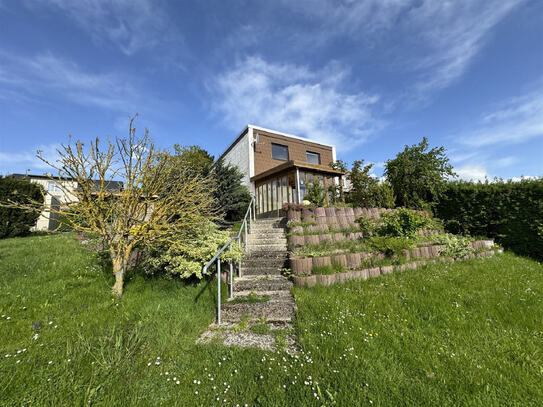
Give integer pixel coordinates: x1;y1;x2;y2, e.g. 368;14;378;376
251;160;345;217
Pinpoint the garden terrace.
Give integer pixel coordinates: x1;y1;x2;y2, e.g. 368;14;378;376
285;206;499;286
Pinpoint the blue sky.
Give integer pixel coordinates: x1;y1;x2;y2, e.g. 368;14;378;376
0;0;542;181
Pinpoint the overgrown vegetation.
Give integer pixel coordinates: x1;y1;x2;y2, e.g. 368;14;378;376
385;137;455;209
378;208;431;238
18;117;218;297
305;178;325;206
435;234;475;259
347;160;395;208
168;146;252;226
0;176;44;238
2;234;541;405
436;178;543;259
143;221;242;279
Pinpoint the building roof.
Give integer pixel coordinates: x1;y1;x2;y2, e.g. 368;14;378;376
250;160;345;182
8;174;123;192
217;124;336;163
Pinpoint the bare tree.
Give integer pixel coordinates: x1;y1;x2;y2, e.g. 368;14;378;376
12;116;216;296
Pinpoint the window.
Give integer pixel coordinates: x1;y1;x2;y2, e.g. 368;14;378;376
271;143;289;161
47;181;62;195
306;151;320;165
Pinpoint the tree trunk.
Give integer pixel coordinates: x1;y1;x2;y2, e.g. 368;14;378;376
112;256;125;297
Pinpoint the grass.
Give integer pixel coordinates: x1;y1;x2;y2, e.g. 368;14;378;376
1;234;542;405
250;323;270;335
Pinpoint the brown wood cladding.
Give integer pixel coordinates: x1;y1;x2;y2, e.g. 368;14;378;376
253;130;333;176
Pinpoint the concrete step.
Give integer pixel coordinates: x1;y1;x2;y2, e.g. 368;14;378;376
248;237;287;245
222;296;296;323
242;257;287;268
249;244;287;252
249;229;286;236
242;266;284;276
243;251;288;260
252;220;287;229
250;226;286;233
197;322;297;352
234;290;293;298
254;217;286;224
234;275;293;292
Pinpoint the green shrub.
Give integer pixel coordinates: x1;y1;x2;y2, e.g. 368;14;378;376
366;236;416;256
306;178;325;206
0;176;44;238
144;221;242;278
436;234;474;259
436;179;543;259
356;216;376;237
378;208;429;238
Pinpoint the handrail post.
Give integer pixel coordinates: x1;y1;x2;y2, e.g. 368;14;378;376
217;259;221;325
244;221;248;253
229;245;233;299
248;205;252;233
253;196;256;221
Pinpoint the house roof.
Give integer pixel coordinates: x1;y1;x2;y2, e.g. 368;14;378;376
250;160;345;182
8;174;123;192
217;124;336;163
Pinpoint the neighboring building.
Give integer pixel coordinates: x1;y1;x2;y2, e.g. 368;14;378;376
8;174;122;231
218;125;345;216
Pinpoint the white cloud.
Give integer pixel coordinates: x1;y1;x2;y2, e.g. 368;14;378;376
454;164;489;182
510;176;539;182
409;0;522;92
211;56;382;151
282;0;523;94
459;89;543;147
25;0;179;55
0;51;140;111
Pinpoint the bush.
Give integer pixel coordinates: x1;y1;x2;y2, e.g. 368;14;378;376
356;217;376;237
378;208;430;238
0;176;44;238
435;179;543;259
144;221;242;279
305;179;325;206
436;234;474;259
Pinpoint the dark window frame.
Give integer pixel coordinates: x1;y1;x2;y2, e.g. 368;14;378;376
271;143;289;161
306;151;321;165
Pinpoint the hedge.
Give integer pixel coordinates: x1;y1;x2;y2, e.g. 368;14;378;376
435;178;543;259
0;176;44;238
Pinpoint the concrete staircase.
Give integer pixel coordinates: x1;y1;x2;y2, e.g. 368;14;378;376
198;217;297;352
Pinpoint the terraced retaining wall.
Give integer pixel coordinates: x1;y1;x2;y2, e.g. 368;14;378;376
286;206;435;248
292;247;499;287
290;239;494;275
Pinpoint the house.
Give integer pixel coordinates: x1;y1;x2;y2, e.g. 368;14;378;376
8;174;123;231
218;125;345;216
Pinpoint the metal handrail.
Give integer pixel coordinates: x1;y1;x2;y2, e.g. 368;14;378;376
202;194;256;324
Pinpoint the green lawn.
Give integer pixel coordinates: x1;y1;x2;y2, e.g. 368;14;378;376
1;234;542;406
